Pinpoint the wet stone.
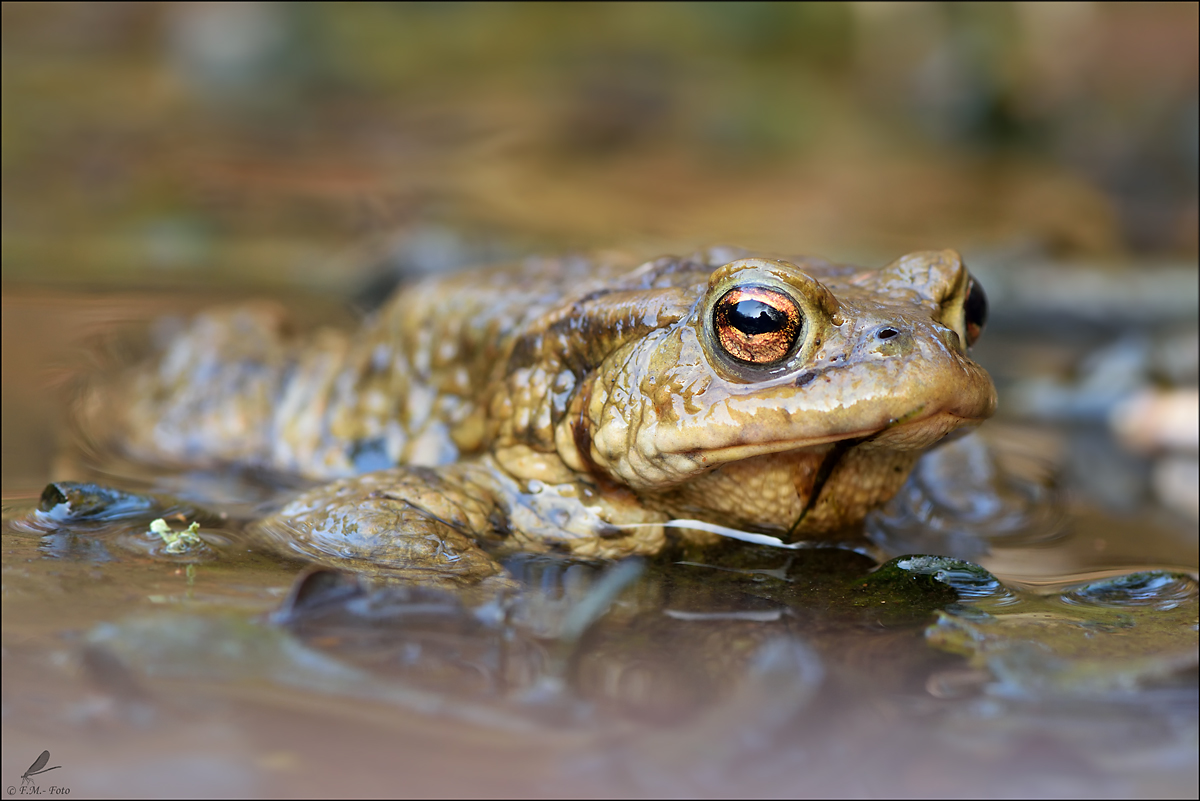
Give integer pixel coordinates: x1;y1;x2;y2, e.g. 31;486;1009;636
38;481;157;521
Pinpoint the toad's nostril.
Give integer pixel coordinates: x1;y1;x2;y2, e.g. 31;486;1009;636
867;325;913;357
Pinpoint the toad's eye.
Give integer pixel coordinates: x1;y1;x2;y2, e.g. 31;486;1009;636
964;277;987;347
713;286;803;365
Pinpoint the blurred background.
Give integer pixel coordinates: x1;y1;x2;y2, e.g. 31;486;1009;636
2;2;1197;292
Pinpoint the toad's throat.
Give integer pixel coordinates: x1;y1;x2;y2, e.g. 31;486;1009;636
649;438;920;538
787;436;865;537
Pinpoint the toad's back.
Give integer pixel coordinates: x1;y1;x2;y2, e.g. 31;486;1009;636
84;250;713;477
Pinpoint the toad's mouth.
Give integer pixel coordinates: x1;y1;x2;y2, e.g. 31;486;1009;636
686;406;983;470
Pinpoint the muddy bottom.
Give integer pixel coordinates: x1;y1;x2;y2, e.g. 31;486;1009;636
3;287;1197;799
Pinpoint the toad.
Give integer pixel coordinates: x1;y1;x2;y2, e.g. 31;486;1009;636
82;247;995;584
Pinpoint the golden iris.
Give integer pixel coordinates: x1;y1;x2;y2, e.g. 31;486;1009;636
713;286;802;365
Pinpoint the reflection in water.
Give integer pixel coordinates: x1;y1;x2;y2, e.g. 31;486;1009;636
36;530;116;562
867;432;1066;560
926;565;1198;695
16;543;1189;796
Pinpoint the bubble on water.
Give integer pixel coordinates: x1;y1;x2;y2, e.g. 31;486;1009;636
1059;572;1198;610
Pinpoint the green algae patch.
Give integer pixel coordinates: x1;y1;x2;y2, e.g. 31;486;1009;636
855;556;986;602
842;556;961;624
926;571;1199;695
150;518;204;554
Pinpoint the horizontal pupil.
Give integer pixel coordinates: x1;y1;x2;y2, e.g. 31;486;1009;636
729;299;786;335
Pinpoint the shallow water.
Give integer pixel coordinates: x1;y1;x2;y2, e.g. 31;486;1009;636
3;286;1197;799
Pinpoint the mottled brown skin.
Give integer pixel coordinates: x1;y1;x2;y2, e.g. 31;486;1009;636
85;247;996;584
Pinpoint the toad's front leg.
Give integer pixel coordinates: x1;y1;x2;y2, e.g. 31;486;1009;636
251;460;671;584
252;466;514;585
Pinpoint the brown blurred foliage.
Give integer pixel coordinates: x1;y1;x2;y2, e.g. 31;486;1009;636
3;2;1196;290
